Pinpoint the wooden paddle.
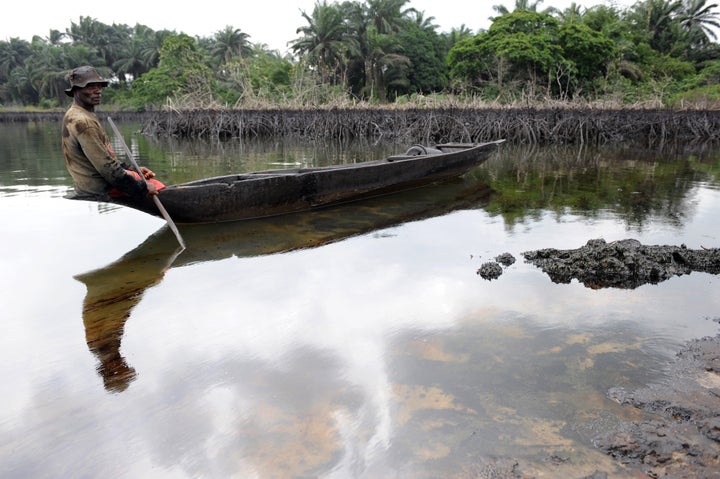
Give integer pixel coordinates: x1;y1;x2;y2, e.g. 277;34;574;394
107;117;186;250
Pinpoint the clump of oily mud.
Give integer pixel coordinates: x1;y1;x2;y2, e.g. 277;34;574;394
477;252;516;280
522;238;720;289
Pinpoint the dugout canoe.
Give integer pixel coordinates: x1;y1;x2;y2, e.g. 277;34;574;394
112;140;503;224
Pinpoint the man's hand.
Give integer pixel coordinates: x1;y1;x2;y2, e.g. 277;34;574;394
146;182;159;196
140;166;156;179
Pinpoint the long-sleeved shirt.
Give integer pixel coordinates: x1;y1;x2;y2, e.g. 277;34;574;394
62;103;147;200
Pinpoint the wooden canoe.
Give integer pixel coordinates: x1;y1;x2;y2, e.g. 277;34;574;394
111;140;503;223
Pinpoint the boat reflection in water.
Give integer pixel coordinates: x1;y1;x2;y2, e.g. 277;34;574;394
74;173;494;391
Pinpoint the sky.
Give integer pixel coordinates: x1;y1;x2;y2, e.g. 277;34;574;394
1;0;633;55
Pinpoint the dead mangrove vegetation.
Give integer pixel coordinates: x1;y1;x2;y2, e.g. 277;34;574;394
3;106;720;146
139;107;720;145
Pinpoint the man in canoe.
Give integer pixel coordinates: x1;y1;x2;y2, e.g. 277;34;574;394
62;65;164;200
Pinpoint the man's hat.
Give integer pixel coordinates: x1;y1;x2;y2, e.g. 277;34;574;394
65;66;109;97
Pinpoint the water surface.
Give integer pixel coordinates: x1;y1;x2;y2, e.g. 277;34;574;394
1;121;719;478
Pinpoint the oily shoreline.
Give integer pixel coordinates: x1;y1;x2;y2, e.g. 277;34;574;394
3;108;720;145
595;331;720;478
523;239;720;476
477;239;720;477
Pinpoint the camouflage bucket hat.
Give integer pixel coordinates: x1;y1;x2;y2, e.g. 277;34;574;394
64;66;109;96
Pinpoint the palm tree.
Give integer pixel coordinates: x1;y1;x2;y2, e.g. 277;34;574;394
492;0;547;15
628;0;683;53
47;30;66;45
363;28;410;101
557;2;585;24
338;0;372;96
0;38;32;79
445;25;476;47
211;26;252;66
365;0;416;34
679;0;720;44
66;16;101;44
140;28;173;70
66;17;123;66
22;39;102;104
0;38;34;104
409;10;438;31
291;0;358;84
114;35;150;82
6;65;36;104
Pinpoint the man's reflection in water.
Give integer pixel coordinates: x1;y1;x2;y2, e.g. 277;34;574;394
80;280;153;392
74;232;180;392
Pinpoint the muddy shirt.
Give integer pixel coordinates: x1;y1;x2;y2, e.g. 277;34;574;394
62;104;147;199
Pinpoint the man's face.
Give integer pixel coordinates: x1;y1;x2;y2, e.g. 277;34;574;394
75;82;104;108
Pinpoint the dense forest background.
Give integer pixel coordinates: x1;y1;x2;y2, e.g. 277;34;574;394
2;0;720;110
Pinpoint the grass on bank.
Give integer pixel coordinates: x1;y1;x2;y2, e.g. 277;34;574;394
4;82;720;113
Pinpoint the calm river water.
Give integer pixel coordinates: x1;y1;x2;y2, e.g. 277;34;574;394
1;120;719;478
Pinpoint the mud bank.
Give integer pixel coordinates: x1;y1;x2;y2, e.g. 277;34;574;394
594;331;720;478
522;238;720;289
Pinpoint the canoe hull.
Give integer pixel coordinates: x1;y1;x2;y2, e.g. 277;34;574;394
113;141;503;223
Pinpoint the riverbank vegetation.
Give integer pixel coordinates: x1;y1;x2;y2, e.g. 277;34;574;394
4;108;720;144
2;0;720;112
